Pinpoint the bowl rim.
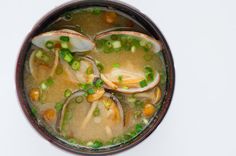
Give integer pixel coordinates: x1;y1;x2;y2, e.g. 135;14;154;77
15;0;175;155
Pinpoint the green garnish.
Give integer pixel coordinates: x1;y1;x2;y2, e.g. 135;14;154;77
93;107;100;117
145;66;154;82
55;102;63;112
64;89;72;97
71;60;80;71
122;86;129;90
40;77;54;90
75;96;83;104
105;41;112;48
96;62;104;72
68;138;77;144
113;63;120;68
35;50;50;63
60;36;70;42
118;75;123;82
139;79;147;88
61;42;69;49
146;42;153;48
131;46;136;53
103;101;112;109
60;48;73;63
90;140;103;148
35;50;43;58
139;40;146;47
95;79;104;88
135;123;143;133
45;41;54;49
86;66;93;75
112;41;121;49
127;97;136;103
87;88;95;95
31;107;37;117
135;100;144;108
91;7;102;15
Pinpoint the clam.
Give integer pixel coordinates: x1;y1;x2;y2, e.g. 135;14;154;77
32;29;95;52
29;48;59;82
95;31;162;93
61;56;100;84
30;29;95;82
95;31;162;53
56;91;124;133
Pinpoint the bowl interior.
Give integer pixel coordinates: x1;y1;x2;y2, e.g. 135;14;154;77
16;0;175;155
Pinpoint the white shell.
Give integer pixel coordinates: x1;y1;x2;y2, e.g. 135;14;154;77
32;29;95;52
95;31;162;53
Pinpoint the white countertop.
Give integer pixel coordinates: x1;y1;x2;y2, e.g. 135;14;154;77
1;0;236;155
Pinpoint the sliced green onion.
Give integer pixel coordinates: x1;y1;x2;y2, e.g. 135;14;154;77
31;107;37;117
135;123;143;133
64;89;72;98
95;79;104;88
35;50;50;62
145;66;154;82
45;41;54;49
88;140;103;148
127;97;136;103
118;75;123;83
55;102;63;112
139;40;146;47
91;7;102;15
96;62;104;72
61;42;69;49
60;36;70;42
40;77;54;90
35;50;43;58
135;100;144;108
122;86;128;90
68;138;77;144
93;107;100;117
146;42;153;49
105;41;112;48
71;60;80;71
112;41;121;49
139;80;147;88
60;48;73;63
131;46;136;53
103;101;112;109
113;63;120;68
75;96;83;104
86;66;93;75
87;88;95;95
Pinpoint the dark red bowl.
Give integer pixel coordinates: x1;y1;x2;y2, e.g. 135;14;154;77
15;0;175;155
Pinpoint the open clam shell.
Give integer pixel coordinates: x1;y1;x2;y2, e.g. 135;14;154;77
56;91;124;133
95;31;162;93
61;56;100;84
32;29;95;52
95;31;162;53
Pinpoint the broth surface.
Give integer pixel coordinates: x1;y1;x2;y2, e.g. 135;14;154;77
24;7;166;148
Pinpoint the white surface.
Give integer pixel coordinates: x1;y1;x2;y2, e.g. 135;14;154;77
0;0;236;155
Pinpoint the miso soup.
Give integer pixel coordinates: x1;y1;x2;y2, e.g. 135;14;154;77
23;7;167;148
